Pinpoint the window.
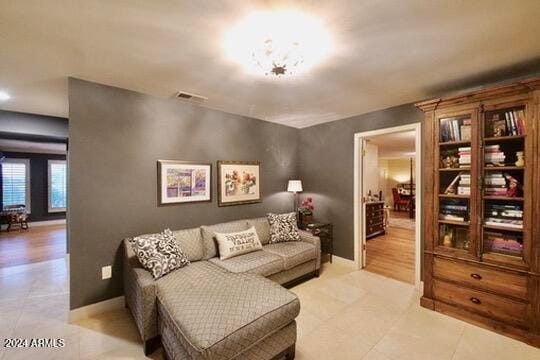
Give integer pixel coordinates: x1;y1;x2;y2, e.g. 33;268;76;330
48;160;67;212
2;158;31;210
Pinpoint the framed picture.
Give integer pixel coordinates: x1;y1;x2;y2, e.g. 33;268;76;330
218;160;261;206
157;160;212;205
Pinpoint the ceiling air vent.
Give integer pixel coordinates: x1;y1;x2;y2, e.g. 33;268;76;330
174;91;208;102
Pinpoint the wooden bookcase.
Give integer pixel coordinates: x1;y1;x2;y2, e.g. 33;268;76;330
416;77;540;347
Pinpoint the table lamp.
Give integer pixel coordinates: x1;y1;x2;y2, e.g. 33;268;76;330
287;180;303;213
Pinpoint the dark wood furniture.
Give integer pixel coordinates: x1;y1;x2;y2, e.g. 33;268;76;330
365;201;385;239
416;77;540;348
299;222;333;263
392;188;410;212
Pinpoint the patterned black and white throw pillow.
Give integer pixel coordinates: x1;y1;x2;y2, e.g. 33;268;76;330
130;229;189;279
267;213;301;243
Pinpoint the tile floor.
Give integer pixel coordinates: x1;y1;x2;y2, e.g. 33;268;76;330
0;257;539;359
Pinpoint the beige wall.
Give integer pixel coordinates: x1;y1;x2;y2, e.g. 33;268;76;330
378;158;415;206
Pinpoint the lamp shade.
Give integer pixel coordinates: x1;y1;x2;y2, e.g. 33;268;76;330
287;180;303;192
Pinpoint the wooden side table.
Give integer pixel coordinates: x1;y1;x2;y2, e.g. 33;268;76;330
299;222;333;263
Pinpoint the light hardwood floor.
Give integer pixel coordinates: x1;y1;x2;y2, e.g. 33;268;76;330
0;224;67;268
365;210;415;284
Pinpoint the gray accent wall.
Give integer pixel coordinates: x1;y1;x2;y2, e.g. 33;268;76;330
298;104;423;260
68;78;299;309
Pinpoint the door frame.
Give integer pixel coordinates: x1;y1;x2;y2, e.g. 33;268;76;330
353;122;423;289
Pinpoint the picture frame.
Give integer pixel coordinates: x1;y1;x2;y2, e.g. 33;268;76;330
157;160;212;205
217;160;262;206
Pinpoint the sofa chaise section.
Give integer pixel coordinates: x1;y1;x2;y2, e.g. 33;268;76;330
156;265;299;359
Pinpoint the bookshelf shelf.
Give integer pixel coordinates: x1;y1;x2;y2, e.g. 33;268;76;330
484;135;525;143
483;166;524;171
439;167;470;172
439;140;471;147
483;196;524;201
439;194;469;199
483;224;523;233
438;220;470;226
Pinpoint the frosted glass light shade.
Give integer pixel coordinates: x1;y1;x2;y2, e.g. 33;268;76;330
287;180;303;193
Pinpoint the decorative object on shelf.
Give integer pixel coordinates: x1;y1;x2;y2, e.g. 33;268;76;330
515;151;524;167
287;179;303;214
157;160;212;205
299;222;333;263
298;197;314;226
442;233;453;247
218;160;261;206
504;173;521;198
440;149;460;168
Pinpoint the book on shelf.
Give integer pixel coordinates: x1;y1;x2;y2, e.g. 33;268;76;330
484;203;523;229
484;232;523;256
485;218;523;229
488;110;526;137
440;118;470;142
440;214;466;222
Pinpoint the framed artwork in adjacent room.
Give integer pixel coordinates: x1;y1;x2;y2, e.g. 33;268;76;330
157;160;212;205
218;160;261;206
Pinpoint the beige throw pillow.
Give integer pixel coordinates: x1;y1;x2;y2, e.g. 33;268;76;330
214;226;263;260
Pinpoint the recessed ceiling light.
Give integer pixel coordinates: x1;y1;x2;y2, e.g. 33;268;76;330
224;10;333;77
0;91;11;101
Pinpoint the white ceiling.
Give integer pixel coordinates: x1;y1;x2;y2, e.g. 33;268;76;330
367;130;415;159
0;139;67;154
1;0;540;128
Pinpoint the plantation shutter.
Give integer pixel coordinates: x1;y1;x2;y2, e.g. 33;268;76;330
2;160;30;209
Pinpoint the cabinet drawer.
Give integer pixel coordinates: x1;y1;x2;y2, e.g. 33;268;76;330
367;216;384;225
433;279;528;329
433;257;528;300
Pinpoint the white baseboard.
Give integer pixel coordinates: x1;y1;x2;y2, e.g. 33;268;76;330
30;219;66;227
332;255;356;267
68;296;125;323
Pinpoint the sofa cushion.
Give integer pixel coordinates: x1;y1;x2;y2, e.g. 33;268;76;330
209;250;284;276
247;217;271;245
172;227;204;262
267;213;301;243
201;220;249;259
130;229;190;279
215;227;262;260
264;241;318;270
156;263;299;360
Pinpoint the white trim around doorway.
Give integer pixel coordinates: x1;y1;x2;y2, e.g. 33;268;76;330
353;122;423;289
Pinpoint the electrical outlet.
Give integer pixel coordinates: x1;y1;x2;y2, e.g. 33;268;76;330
101;266;112;280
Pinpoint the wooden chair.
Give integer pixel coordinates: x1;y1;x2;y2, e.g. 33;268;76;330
392;188;410;212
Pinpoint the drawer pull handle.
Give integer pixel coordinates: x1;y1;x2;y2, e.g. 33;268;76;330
470;297;481;305
470;273;482;280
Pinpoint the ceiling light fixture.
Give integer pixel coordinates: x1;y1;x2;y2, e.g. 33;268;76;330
0;91;11;101
224;10;333;77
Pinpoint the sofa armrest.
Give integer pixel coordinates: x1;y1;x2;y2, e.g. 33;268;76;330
123;239;158;342
298;230;321;270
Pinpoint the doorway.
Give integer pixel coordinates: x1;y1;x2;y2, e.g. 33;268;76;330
0;137;68;268
353;123;422;288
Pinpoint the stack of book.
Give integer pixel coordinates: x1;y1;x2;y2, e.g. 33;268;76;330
484;231;523;256
489;110;526;137
439;201;468;222
484;204;523;229
458;174;470;195
440;118;471;142
458;147;471;168
484;172;507;196
485;145;506;166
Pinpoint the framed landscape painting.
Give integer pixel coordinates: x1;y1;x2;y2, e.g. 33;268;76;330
218;160;261;206
158;160;212;205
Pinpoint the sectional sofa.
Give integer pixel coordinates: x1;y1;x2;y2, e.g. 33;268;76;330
123;216;321;359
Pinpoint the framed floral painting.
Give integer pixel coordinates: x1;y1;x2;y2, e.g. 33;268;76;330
158;160;212;205
218;160;261;206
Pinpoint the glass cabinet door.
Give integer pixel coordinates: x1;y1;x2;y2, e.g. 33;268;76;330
480;104;529;266
435;110;478;257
